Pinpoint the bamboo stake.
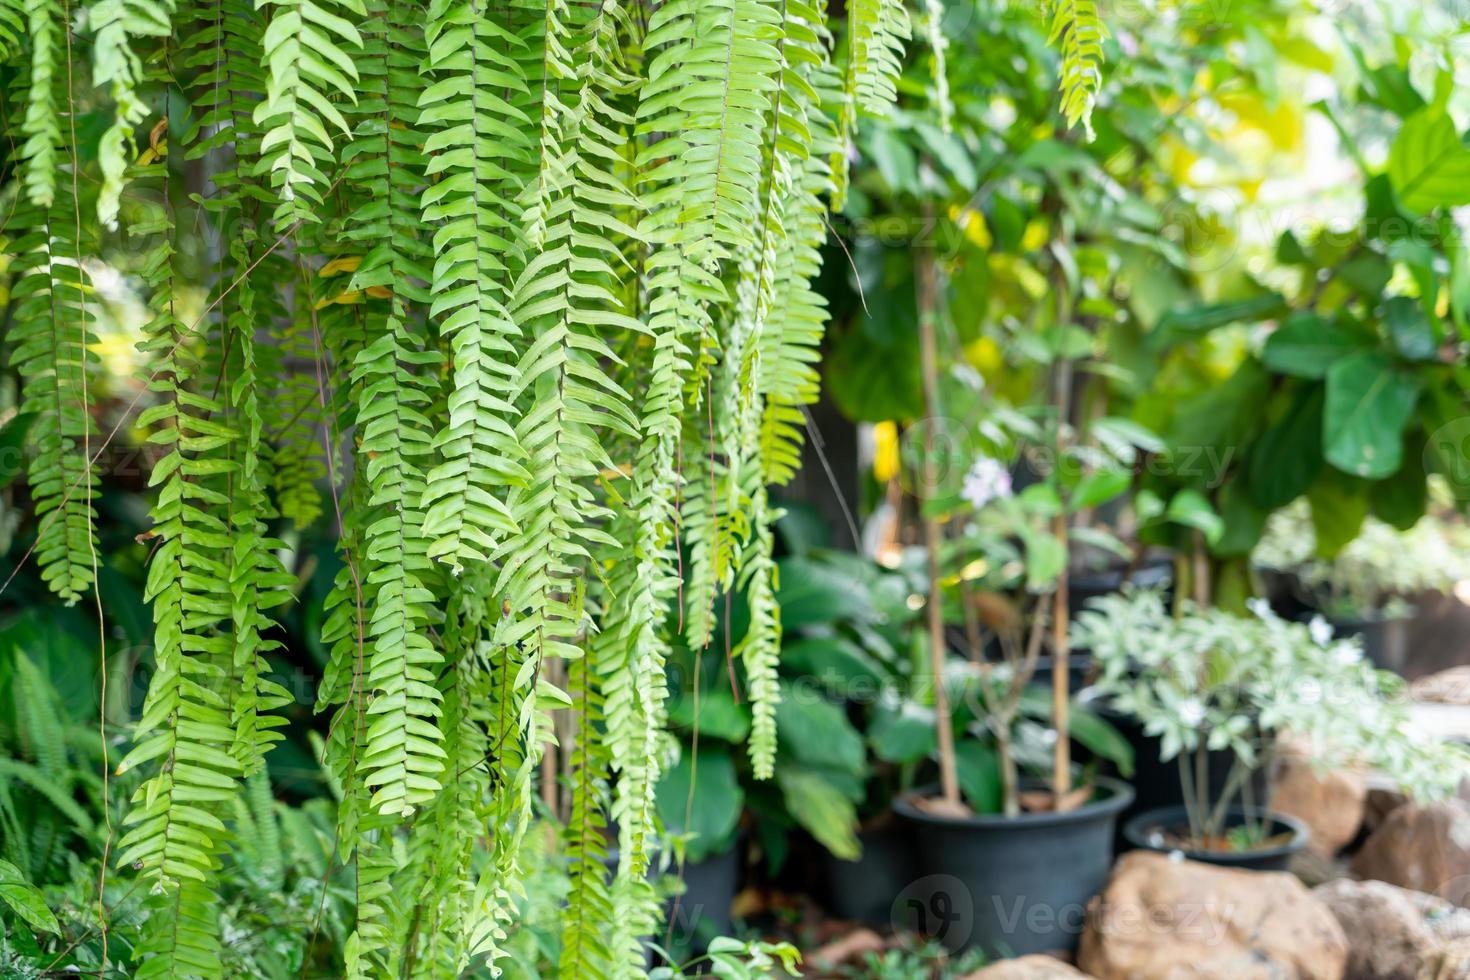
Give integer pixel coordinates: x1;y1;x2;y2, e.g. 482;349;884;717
1051;354;1074;804
916;246;960;808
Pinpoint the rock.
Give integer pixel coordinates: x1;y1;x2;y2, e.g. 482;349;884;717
1314;879;1437;979
1273;740;1367;857
1291;848;1349;888
1366;785;1412;835
807;928;885;968
1419;938;1470;980
1412;668;1470;706
1078;852;1346;979
963;956;1093;979
1399;889;1470;944
1353;801;1470;905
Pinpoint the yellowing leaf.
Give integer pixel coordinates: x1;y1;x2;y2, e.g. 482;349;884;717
319;255;363;277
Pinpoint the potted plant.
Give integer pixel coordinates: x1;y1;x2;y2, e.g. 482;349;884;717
1252;490;1470;674
888;453;1136;955
658;544;922;932
886;299;1142;954
1075;588;1470;870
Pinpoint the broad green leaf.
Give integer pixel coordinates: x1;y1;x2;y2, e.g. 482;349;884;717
869;700;937;763
1165;489;1224;545
668;689;751;743
775;694;866;775
1148;293;1287;349
776;768;861;860
1247;384;1324;509
1261;313;1362;379
1308;473;1370;558
656;747;743;863
1070;468;1132;510
0;860;59;934
1387;108;1470;215
955;739;1002;814
1323;352;1422;479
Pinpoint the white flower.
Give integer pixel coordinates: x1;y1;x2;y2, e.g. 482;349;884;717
1178;698;1206;727
1333;644;1363;668
1308;616;1333;647
961;457;1013;511
1297;677;1324;705
1246;597;1272;620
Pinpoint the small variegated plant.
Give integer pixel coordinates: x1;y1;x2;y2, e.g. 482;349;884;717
1075;588;1469;848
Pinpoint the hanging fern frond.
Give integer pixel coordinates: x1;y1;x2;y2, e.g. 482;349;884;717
266;302;327;530
494;0;641;808
0;0;24;58
115;141;242;978
416;0;532;570
223;249;296;775
920;0;950;132
0;0;924;963
252;0;365;228
1047;0;1106;139
7;2;101;607
830;0;908;205
559;654;612;979
91;0;174;227
403;572;496;977
349;307;445;819
736;487;781;778
19;0;63;208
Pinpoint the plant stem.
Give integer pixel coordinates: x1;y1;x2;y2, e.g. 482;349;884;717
1178;752;1200;844
916;245;959;808
1051;351;1074;806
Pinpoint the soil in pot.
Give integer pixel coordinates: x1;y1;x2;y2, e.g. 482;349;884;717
1122;805;1309;872
821;818;917;926
892;777;1135;957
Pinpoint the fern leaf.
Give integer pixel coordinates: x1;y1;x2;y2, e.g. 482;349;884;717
559;654;613;979
417;0;533;570
1048;0;1107;139
252;0;366;228
90;0;174;227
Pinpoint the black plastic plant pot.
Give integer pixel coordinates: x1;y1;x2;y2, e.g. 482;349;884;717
1328;614;1412;676
665;846;740;951
1122;805;1309;872
891;777;1135;957
1096;704;1270;831
1067;557;1174;619
1029;653;1096;694
821;820;917;926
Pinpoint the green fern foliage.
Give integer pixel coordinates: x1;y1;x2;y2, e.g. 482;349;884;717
1048;0;1107;138
0;0;913;968
253;0;366;228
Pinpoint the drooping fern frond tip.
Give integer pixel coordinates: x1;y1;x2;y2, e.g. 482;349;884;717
1047;0;1107;140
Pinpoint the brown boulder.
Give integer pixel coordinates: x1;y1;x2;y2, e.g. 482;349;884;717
1314;879;1438;979
1353;801;1470;905
1411;669;1470;706
1419;938;1470;980
1078;851;1347;980
1273;741;1367;857
963;956;1092;979
1366;785;1412;835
